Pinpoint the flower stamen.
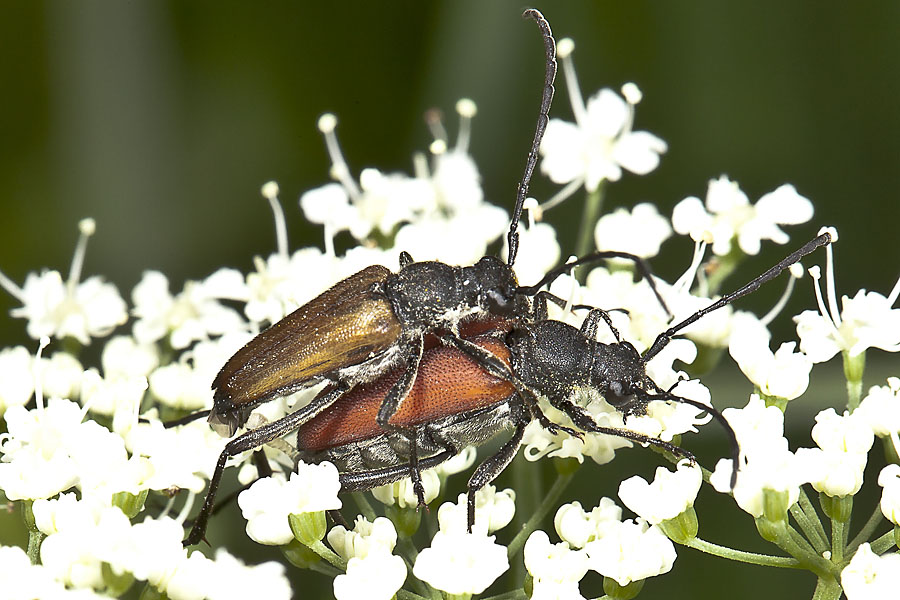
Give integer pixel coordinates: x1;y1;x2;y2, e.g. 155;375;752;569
67;218;95;295
318;113;361;200
556;38;587;125
261;181;289;259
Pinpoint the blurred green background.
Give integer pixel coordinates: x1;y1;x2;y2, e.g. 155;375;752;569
1;1;899;598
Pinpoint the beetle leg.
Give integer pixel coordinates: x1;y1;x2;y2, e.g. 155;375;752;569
375;334;426;505
464;423;527;532
519;251;671;317
580;308;623;342
338;448;457;492
547;395;696;463
184;382;351;546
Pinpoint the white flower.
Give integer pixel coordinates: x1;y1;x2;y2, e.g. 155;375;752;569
0;346;34;416
618;461;702;525
583;518;676;586
1;221;128;345
541;73;666;191
371;468;441;509
857;378;900;460
412;518;508;596
710;395;805;516
795;447;867;497
333;552;407;600
393;202;508;266
238;463;341;545
793;408;872;497
841;543;900;599
728;311;812;400
671;177;813;256
124;418;225;494
204;549;292;600
554;498;623;549
594;202;672;260
795;238;900;362
878;464;900;526
100;335;159;379
810;408;874;454
327;516;398;561
0;399;85;500
148;332;251;411
0;544;69;600
80;368;148;418
131;269;248;350
524;530;589;600
436;485;516;535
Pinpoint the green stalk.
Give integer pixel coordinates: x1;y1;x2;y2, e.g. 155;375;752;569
506;469;576;560
810;576;842;600
682;537;802;569
798;489;830;548
574;185;605;263
790;503;828;554
847;504;887;553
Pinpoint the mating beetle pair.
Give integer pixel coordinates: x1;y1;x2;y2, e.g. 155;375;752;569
182;9;831;545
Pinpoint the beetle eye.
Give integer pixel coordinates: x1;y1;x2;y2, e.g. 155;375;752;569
486;289;514;313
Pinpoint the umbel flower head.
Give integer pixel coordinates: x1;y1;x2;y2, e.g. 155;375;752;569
1;13;890;600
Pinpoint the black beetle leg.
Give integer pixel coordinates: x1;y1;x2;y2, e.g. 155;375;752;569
548;396;696;463
338;449;457;492
440;333;579;439
183;382;351;547
375;334;426;505
464;422;527;533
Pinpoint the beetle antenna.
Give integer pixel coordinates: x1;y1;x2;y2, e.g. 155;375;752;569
640;387;740;489
643;231;833;362
507;8;557;267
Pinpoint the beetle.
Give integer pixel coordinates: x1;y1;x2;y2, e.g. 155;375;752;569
184;8;670;545
289;228;830;530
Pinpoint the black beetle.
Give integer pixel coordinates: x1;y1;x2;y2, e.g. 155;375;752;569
293;230;831;530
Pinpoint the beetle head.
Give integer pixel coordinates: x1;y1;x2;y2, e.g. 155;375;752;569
464;256;520;316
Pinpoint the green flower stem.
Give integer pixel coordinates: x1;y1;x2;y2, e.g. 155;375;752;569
798;489;829;548
831;517;844;563
703;246;742;297
396;590;431;600
847;505;886;553
481;591;527;600
396;538;437;600
27;530;42;565
444;594;471;600
22;500;42;565
352;492;377;522
306;560;342;578
507;469;576;560
778;526;837;578
682;537;802;569
574;185;604;263
306;540;347;571
811;576;842;600
842;351;865;411
789;503;827;554
869;530;897;555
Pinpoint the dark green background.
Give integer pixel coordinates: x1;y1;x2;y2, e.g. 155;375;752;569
1;2;898;598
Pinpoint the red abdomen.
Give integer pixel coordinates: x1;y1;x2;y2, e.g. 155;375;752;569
297;333;515;452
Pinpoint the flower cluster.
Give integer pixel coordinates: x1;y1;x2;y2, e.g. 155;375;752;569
2;23;899;600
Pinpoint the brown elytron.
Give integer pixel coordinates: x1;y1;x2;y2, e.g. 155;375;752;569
210;265;402;434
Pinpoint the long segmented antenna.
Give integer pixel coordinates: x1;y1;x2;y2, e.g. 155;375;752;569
507;8;557;267
644;231;833;362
